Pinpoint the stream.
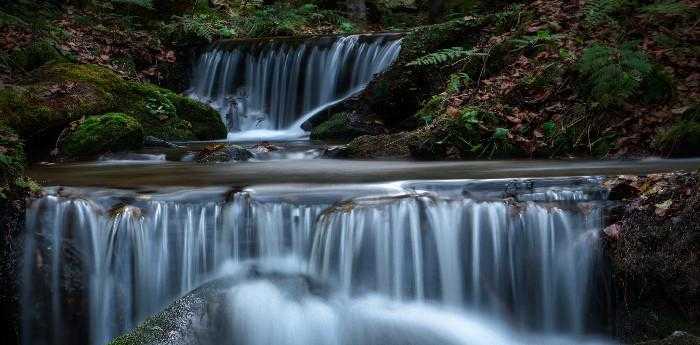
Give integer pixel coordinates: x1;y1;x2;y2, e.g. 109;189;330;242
20;34;700;345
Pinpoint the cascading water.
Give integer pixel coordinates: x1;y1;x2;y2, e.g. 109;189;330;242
187;34;401;141
21;179;612;345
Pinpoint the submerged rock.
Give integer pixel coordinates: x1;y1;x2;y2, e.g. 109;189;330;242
109;269;328;345
194;144;253;163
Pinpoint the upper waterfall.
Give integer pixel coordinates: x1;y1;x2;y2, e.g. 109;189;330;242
188;34;402;141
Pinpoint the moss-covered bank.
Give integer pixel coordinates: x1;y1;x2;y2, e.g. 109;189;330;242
0;63;226;159
314;1;698;160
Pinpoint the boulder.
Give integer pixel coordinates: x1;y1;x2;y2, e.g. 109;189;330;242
61;113;144;157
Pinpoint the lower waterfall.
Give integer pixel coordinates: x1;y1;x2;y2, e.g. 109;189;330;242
21;179;611;345
187;34;401;141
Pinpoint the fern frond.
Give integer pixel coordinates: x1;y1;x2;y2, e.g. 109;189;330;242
583;0;628;27
578;43;653;107
407;47;485;66
112;0;153;9
641;1;690;16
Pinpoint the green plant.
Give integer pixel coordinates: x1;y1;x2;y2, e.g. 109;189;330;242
510;30;562;52
407;47;484;66
583;0;629;27
446;72;471;94
641;1;690;16
494;4;525;33
112;0;153;9
578;43;653;107
416;95;446;124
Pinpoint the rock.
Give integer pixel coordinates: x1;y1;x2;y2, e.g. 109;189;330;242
109;269;329;345
194;144;253;163
249;142;282;154
144;136;181;148
634;331;700;345
0;63;226;159
607;173;700;343
321;146;350;159
62;113;144;157
608;182;641;201
310;112;378;142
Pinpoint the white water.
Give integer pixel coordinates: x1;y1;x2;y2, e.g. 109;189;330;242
21;179;611;345
188;34;401;141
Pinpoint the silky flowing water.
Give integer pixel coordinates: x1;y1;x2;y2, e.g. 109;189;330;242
17;35;644;345
21;179;616;345
188;34;401;141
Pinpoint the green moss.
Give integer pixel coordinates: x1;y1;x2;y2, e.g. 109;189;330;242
1;39;67;72
0;124;29;200
37;63;128;93
170;94;227;140
0;63;225;147
62;113;144;157
310;112;366;141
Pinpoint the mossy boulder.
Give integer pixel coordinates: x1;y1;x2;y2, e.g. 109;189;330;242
62;113;145;157
310;112;375;142
0;63;226;158
170;95;227;140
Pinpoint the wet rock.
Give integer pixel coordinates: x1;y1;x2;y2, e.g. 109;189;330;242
606;173;700;343
321;145;350;159
194;144;253;163
310;111;381;142
634;331;700;345
109;269;329;345
249;142;281;154
144;136;181;149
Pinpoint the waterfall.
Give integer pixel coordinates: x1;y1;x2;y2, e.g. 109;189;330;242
21;179;609;345
187;34;402;141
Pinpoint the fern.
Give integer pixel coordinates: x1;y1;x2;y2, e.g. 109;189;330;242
641;1;690;15
446;72;471;94
112;0;153;9
578;43;653;107
583;0;628;27
407;47;484;66
510;30;562;52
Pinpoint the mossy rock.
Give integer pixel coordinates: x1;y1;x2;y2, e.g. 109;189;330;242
170;95;227;140
310;112;369;141
1;39;69;72
62;113;144;157
0;63;226;157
